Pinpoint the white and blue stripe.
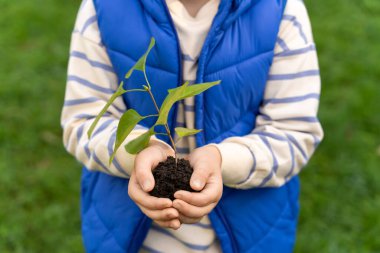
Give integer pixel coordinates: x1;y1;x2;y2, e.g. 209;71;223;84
211;0;323;189
61;0;149;178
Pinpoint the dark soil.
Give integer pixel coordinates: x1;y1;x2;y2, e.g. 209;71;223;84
150;156;195;200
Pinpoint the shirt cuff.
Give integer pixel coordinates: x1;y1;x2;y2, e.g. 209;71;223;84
210;141;271;188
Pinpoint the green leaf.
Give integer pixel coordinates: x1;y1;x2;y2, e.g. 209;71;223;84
175;127;202;138
87;82;126;138
168;80;221;100
155;81;189;125
125;128;155;154
109;109;144;164
156;80;220;126
125;37;155;79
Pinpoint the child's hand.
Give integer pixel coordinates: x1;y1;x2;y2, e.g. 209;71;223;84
128;140;181;229
173;145;223;224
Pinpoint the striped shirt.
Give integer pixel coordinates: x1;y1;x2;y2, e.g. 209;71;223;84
61;0;323;252
141;1;222;252
171;0;221;157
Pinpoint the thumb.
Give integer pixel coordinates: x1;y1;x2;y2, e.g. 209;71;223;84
190;165;210;191
134;152;157;192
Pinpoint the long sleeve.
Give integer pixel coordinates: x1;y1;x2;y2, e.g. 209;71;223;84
213;0;324;188
61;0;167;178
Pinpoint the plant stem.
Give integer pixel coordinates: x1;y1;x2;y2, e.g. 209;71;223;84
155;132;169;136
143;114;159;119
143;71;152;90
174;138;182;147
143;70;178;166
146;89;178;158
125;88;146;93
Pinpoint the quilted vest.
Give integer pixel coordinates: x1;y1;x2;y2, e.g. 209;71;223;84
81;0;300;252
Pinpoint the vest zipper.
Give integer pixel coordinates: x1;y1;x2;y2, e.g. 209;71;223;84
129;215;152;253
194;0;232;147
161;1;238;252
193;0;239;252
215;205;239;253
160;0;183;141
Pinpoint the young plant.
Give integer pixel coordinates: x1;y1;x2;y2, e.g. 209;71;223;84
87;37;220;165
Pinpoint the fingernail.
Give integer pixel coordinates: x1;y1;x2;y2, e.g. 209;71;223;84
143;180;151;191
170;221;180;230
193;179;203;189
169;212;178;219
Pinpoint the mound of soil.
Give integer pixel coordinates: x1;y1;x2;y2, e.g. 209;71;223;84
150;156;195;200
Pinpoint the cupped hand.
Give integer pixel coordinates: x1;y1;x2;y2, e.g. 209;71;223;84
173;145;223;224
128;140;181;229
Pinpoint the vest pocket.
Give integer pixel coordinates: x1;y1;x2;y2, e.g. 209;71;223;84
82;204;126;253
216;178;299;252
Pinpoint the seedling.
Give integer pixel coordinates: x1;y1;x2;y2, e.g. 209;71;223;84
87;37;220;166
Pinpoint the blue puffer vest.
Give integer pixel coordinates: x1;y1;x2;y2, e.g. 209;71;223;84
81;0;300;252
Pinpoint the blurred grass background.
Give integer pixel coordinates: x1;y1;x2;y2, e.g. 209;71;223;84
0;0;379;252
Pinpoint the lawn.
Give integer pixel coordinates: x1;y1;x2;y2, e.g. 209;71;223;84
0;0;379;252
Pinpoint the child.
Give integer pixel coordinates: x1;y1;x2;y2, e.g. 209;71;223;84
61;0;323;252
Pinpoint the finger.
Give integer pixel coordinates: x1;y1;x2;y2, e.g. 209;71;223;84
174;178;221;207
154;219;181;230
134;153;157;192
149;139;176;158
134;152;158;192
173;199;215;219
139;206;179;221
178;214;202;224
189;164;211;191
128;176;172;210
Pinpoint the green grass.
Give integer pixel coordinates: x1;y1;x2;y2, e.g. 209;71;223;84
0;0;83;252
0;0;379;252
295;1;380;252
